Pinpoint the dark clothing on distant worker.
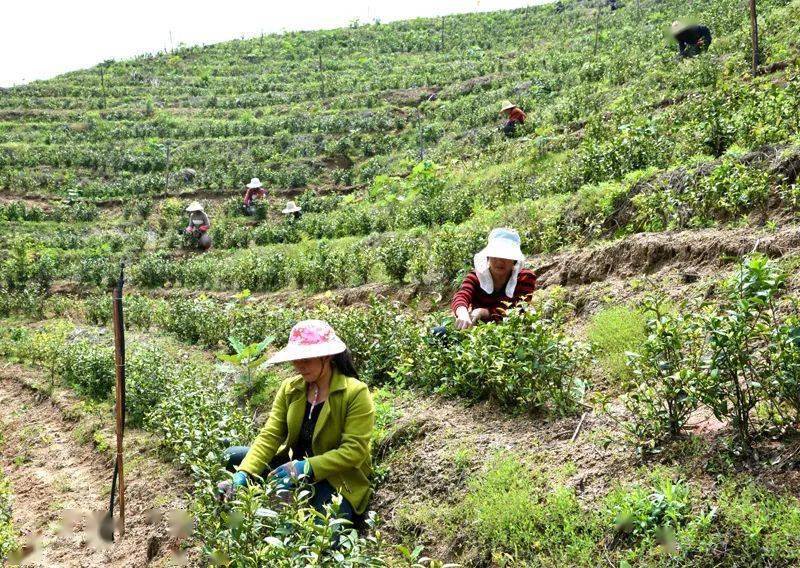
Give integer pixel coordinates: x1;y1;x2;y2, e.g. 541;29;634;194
675;25;712;58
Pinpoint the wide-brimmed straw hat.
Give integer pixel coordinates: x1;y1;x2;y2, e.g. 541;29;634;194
474;228;526;296
247;177;262;189
185;201;204;212
267;320;347;365
499;100;517;114
282;200;302;214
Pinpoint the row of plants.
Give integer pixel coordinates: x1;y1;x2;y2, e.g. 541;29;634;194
0;320;435;566
617;255;800;456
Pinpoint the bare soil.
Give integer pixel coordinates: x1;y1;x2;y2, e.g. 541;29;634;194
0;366;195;567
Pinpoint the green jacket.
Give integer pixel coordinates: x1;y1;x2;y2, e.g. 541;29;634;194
239;369;375;514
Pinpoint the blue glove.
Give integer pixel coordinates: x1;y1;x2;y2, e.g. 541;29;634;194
217;471;248;502
232;471;248;487
272;460;313;481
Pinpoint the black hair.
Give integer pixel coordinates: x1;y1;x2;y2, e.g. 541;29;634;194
331;349;359;379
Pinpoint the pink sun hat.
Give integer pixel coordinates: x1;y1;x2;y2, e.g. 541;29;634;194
267;319;347;365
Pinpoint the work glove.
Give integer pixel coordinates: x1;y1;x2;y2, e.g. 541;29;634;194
184;227;193;234
216;471;248;502
271;459;311;480
199;225;209;232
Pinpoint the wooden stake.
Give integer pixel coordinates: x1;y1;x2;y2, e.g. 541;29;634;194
571;412;588;443
111;268;126;537
749;0;760;75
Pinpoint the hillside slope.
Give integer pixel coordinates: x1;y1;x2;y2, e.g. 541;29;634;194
2;0;800;566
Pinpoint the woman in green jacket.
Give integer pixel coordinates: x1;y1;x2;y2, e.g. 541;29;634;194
218;319;375;522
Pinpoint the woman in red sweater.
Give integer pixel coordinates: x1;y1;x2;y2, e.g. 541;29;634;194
500;100;526;137
448;227;537;331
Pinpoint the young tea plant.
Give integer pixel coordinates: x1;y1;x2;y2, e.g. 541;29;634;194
619;294;702;454
217;336;275;403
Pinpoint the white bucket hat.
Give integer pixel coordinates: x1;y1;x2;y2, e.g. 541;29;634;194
282;200;302;214
474;228;526;297
247;177;262;189
267;320;347;365
185;201;204;212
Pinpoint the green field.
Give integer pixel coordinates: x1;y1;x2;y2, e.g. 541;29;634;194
2;0;800;565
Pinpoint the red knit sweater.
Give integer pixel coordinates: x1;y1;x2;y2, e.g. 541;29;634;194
507;107;526;123
451;269;537;322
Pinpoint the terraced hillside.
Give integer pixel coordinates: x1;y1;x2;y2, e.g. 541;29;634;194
2;0;800;565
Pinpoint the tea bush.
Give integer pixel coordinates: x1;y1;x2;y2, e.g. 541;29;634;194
620;296;703;453
395;302;591;414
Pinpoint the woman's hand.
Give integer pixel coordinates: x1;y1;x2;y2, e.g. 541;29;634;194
455;306;474;330
470;308;490;322
216;471;248;502
269;459;311;481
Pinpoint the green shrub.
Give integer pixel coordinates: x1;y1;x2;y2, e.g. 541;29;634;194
698;255;787;455
55;337;115;400
0;471;18;563
619;296;702;453
395;301;590;414
602;471;691;548
378;235;416;283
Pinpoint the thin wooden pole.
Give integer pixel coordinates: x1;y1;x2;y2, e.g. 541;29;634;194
749;0;760;75
593;3;602;56
111;268;126;537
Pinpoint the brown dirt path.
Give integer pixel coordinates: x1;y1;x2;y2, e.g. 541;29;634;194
0;366;195;567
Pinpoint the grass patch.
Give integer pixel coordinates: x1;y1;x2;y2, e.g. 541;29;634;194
587;304;646;386
454;455;598;566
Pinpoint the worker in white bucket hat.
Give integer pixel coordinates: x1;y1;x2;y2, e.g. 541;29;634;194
438;228;537;334
243;177;267;215
184;201;212;250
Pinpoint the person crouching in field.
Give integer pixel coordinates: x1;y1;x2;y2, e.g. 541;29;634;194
243;177;267;215
184;201;212;251
671;20;712;58
218;320;375;527
499;100;526;137
434;228;537;337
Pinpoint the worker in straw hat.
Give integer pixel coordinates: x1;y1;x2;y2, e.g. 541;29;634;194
434;228;537;337
670;20;712;58
499;100;526;137
184;201;212;251
218;319;375;525
281;200;302;221
242;177;267;215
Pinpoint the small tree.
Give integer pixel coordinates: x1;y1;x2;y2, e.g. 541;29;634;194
699;255;784;456
621;295;702;453
217;336;274;401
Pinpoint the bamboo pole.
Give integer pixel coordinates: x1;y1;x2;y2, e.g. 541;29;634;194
111;266;126;538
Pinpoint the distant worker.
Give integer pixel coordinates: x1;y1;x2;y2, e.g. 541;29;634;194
184;201;212;251
671;20;712;58
243;177;267;215
434;228;537;337
282;200;303;221
499;100;526;137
